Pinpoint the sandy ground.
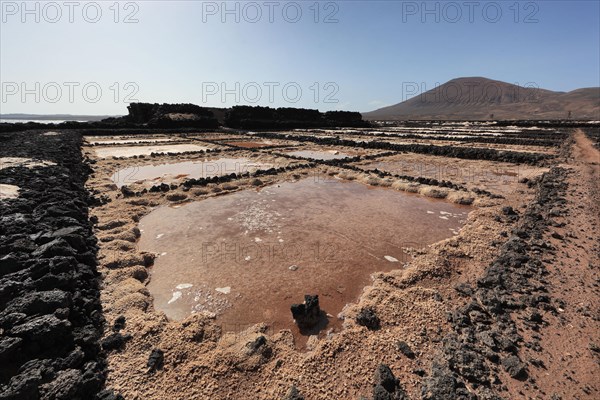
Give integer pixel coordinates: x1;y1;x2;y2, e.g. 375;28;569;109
84;129;598;399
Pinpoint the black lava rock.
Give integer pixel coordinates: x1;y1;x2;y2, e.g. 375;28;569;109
291;295;321;329
147;348;164;372
356;307;381;330
396;341;415;359
372;364;407;400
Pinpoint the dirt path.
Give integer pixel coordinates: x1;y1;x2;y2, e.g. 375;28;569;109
512;129;600;399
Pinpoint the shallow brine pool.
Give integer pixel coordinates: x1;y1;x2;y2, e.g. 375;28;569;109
111;158;273;187
138;177;471;338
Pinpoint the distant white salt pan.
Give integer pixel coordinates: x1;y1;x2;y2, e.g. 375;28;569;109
216;287;231;294
384;255;399;262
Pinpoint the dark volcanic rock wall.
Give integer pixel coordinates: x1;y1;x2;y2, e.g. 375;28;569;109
224;106;370;129
0;131;108;399
421;167;568;399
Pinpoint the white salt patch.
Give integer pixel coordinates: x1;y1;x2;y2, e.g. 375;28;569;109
156;233;164;239
244;256;251;261
278;238;284;243
160;252;167;256
254;237;262;242
168;291;182;304
384;255;399;262
176;283;193;290
0;184;20;200
439;216;449;220
216;287;231;294
426;211;435;214
0;157;56;170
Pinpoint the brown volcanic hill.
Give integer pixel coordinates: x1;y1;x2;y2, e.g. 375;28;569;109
363;77;600;120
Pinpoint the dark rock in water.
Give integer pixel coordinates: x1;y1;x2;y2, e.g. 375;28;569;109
372;364;407;400
291;295;321;329
147;348;164;372
112;316;126;332
356;307;380;330
502;355;527;380
101;333;132;351
283;385;304;400
396;341;415;359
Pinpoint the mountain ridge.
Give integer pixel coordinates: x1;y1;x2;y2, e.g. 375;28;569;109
363;77;600;120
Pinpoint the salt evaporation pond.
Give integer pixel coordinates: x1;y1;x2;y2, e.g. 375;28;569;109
138;178;471;338
111;157;272;187
87;136;176;145
94;144;211;158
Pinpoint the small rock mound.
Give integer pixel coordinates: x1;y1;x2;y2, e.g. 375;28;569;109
356;307;381;330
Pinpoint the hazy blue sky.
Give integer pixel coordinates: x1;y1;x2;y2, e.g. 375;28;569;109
1;0;599;115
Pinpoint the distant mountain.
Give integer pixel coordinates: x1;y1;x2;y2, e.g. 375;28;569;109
0;114;121;121
363;77;600;120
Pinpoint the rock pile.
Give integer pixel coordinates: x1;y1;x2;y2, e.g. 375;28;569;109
421;167;568;399
0;131;110;399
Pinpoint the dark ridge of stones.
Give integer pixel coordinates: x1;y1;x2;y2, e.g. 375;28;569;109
421;167;569;399
0;130;114;399
250;131;554;166
356;307;381;330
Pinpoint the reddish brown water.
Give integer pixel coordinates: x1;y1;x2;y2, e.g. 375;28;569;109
225;140;274;148
138;178;471;341
111;158;272;187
